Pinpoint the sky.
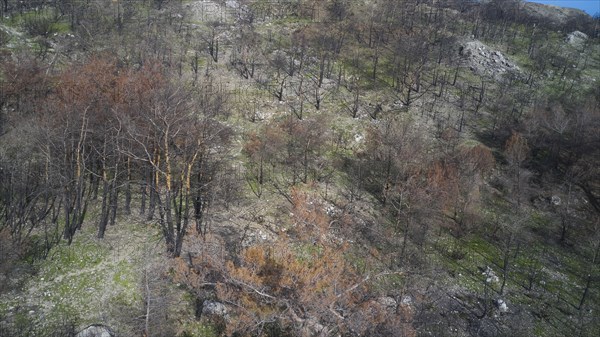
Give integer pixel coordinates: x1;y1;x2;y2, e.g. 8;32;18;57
527;1;600;16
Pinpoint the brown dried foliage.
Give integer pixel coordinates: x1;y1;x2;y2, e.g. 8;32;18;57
173;190;417;336
218;190;359;335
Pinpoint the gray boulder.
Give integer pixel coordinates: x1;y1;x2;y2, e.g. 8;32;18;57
495;299;509;313
75;325;114;337
377;296;398;311
566;31;588;46
201;300;229;319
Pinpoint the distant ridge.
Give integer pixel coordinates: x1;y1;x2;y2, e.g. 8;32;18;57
526;0;599;16
522;1;591;25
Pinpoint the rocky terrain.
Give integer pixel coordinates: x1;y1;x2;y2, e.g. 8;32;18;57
523;1;591;26
460;39;521;80
0;1;599;336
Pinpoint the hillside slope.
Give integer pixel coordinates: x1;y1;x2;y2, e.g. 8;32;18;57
0;1;599;336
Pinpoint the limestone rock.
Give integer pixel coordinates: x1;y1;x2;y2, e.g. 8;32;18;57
201;300;229;319
566;31;588;46
459;40;520;81
75;325;114;337
482;266;499;284
377;296;398;311
495;299;509;313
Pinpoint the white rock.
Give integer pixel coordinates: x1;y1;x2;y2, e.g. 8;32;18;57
377;296;398;310
202;300;229;319
401;295;413;305
566;31;588;45
496;299;508;312
482;266;499;283
75;325;114;337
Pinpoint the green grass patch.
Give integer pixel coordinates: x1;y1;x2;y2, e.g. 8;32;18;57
0;219;161;333
369;272;405;293
179;322;220;337
1;8;70;37
42;239;109;278
292;242;324;262
50;21;70;34
458;236;503;273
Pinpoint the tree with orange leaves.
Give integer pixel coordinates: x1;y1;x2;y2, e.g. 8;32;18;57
175;189;412;336
217;189;359;335
427;142;495;235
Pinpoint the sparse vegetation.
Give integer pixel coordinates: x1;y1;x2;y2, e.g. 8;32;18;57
1;0;599;336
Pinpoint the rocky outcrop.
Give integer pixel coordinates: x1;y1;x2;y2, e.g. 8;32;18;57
377;296;398;311
522;2;590;27
75;325;115;337
566;31;588;46
495;299;509;313
459;40;520;81
201;300;229;319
